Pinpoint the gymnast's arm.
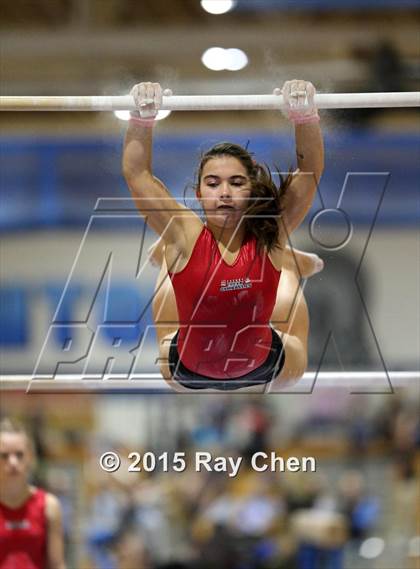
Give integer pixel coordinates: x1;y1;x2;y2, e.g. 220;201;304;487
123;121;191;251
282;121;324;235
122;84;192;251
46;493;66;569
279;81;324;236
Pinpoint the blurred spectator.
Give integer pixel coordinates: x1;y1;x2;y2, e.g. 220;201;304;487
3;385;419;568
368;40;408;93
336;471;380;540
336;39;411;127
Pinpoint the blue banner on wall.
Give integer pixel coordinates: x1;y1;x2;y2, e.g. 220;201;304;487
0;132;419;231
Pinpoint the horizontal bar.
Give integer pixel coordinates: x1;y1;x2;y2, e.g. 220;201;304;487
1;92;419;111
0;371;418;393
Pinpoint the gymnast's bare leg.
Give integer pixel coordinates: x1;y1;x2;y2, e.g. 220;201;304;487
268;266;311;392
267;244;324;391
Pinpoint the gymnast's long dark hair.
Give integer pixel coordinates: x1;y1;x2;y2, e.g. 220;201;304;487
196;142;293;252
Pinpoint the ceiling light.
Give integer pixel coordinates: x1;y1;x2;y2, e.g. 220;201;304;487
202;47;248;71
225;48;248;71
201;0;236;15
201;47;226;71
155;110;171;121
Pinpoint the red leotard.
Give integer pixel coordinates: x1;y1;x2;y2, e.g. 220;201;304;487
169;225;281;379
0;488;47;569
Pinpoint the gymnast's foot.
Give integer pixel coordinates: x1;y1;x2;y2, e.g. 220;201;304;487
283;246;324;278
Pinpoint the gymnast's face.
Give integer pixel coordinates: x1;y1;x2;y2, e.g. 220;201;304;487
0;433;33;483
197;156;252;228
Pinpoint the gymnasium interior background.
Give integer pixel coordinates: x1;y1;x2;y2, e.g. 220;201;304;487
0;1;419;568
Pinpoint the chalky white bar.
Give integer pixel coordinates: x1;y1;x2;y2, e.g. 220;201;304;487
0;371;418;392
1;92;419;111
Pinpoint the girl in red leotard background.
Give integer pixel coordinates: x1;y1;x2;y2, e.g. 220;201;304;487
123;80;324;392
0;418;66;569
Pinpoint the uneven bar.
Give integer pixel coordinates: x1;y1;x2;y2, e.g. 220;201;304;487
1;92;419;111
0;371;418;393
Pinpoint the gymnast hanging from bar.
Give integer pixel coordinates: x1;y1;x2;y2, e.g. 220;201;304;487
122;80;324;392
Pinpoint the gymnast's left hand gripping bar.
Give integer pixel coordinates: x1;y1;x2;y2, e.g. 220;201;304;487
0;92;420;111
